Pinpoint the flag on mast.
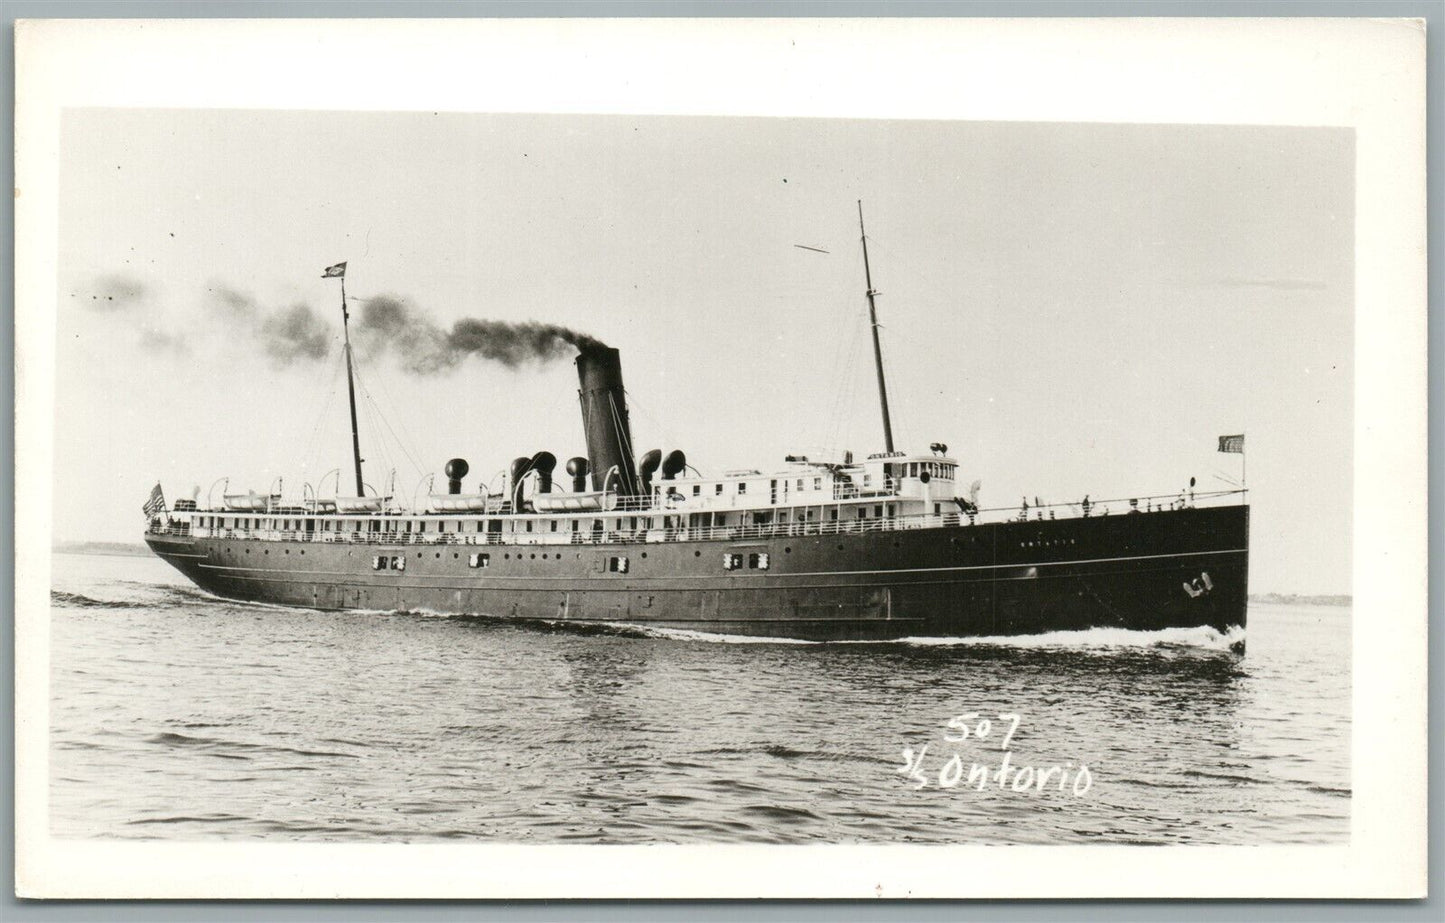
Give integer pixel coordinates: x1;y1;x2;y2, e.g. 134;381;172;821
1217;434;1245;454
322;261;347;278
141;483;166;518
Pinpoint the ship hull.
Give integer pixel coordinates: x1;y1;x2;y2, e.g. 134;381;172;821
146;505;1248;642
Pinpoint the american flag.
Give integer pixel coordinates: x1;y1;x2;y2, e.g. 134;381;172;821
321;261;347;278
141;483;166;518
1217;434;1245;454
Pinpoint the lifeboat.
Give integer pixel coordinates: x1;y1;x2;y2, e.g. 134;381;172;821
531;490;618;513
427;492;493;512
222;491;280;512
334;495;390;514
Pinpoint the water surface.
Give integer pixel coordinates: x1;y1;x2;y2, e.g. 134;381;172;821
50;551;1350;844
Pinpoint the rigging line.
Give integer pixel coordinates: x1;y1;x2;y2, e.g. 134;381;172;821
349;370;402;494
352;382;390;490
351;361;427;482
298;347;346;479
821;273;864;441
606;392;637;486
876;324;906;451
362;384;410;495
827;238;877;456
291;345;339;464
820;311;852;451
621;388;678;451
355;355;429;478
825;314;867;458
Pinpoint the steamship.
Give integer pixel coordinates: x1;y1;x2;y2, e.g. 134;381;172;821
145;208;1249;643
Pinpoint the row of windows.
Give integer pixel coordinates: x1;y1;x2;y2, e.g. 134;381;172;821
371;551;778;573
205;501;911;535
686;476;828;499
206;515;680;534
895;462;955;480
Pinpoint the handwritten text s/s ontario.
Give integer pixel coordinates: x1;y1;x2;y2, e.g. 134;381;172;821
898;712;1094;796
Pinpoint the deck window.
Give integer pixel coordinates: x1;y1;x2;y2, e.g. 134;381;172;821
693;485;701;496
737;483;747;495
608;556;629;573
468;553;490;568
715;483;724;495
723;552;742;571
748;552;770;570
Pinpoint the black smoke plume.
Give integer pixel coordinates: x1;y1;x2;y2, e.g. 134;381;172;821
205;284;332;366
356;295;605;374
262;304;330;362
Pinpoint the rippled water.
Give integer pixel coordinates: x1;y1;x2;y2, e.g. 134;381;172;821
49;551;1350;844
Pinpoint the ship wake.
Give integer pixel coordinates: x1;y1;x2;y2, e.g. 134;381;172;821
895;624;1247;653
621;623;1247;652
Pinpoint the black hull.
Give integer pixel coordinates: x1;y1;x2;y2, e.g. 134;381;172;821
146;505;1248;642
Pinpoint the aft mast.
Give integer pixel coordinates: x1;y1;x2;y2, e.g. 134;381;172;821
323;261;365;496
858;201;896;453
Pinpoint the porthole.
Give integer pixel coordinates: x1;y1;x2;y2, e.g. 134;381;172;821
416;552;422;558
530;553;536;560
436;553;441;559
785;547;792;554
504;553;510;560
453;553;459;559
641;552;647;559
837;544;845;551
694;550;701;557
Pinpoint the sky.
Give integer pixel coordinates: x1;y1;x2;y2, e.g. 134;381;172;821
54;110;1353;594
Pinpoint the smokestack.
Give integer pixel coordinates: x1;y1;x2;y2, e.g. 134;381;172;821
576;347;640;496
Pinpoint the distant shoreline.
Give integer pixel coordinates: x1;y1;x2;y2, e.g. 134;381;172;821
53;542;152;558
49;544;1354;604
1247;593;1352;607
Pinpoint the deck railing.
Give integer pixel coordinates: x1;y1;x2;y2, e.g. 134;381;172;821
147;490;1246;547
